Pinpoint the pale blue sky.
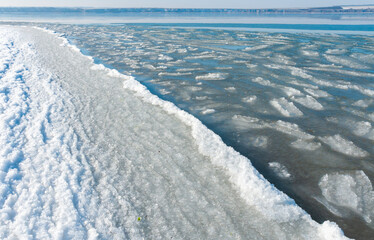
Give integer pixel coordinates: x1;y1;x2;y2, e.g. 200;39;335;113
0;0;373;9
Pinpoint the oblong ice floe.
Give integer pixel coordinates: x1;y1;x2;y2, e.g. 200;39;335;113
270;98;304;117
291;95;324;110
242;95;257;103
291;139;321;151
268;162;292;179
158;72;192;76
304;88;330;98
200;108;215;115
195;73;228;81
231;115;264;129
319;134;368;158
282;86;303;97
272;120;314;140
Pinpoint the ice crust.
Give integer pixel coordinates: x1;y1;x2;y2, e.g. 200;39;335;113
0;26;350;239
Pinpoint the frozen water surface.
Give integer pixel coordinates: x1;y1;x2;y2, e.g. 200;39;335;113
1;21;374;239
0;26;352;240
35;23;374;239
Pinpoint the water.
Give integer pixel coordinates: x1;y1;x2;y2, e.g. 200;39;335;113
1;11;374;239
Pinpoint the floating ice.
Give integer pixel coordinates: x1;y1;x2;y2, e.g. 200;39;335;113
301;50;319;57
319;171;374;225
326;49;347;55
304;88;330;98
352;99;373;108
201;108;215;115
248;136;268;148
252;77;276;87
324;54;369;69
270;98;304;117
268;162;291;179
224;86;236;92
319;135;369;158
244;45;268;51
291;95;324;110
158;72;192;76
273;120;314;140
282;86;303;97
158;54;173;61
291;139;321;151
231;115;264;129
242;95;257;103
195;73;228;81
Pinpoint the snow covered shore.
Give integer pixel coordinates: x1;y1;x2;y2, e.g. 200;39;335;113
0;25;348;239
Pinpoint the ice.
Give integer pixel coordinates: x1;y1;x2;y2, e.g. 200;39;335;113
224;86;236;92
201;108;215;115
272;120;314;140
231;115;264;130
319;135;369;158
324;54;369;69
301;50;319;57
319;171;374;225
352;121;374;140
289;67;314;80
268;162;291;179
326;49;347;55
158;54;173;61
19;24;366;239
270;98;304;117
252;77;276;87
353;99;373;108
304;88;330;98
195;73;228;81
307;66;374;78
291;95;324;110
248;136;268;148
242;95;257;103
291;139;321;151
327;118;374;141
244;45;268;51
158;72;192;76
282;86;303;97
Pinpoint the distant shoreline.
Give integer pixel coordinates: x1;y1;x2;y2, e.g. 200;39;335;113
0;6;374;14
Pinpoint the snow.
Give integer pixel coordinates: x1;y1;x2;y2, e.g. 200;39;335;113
0;25;351;240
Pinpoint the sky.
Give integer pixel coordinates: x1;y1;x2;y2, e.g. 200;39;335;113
0;0;373;9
